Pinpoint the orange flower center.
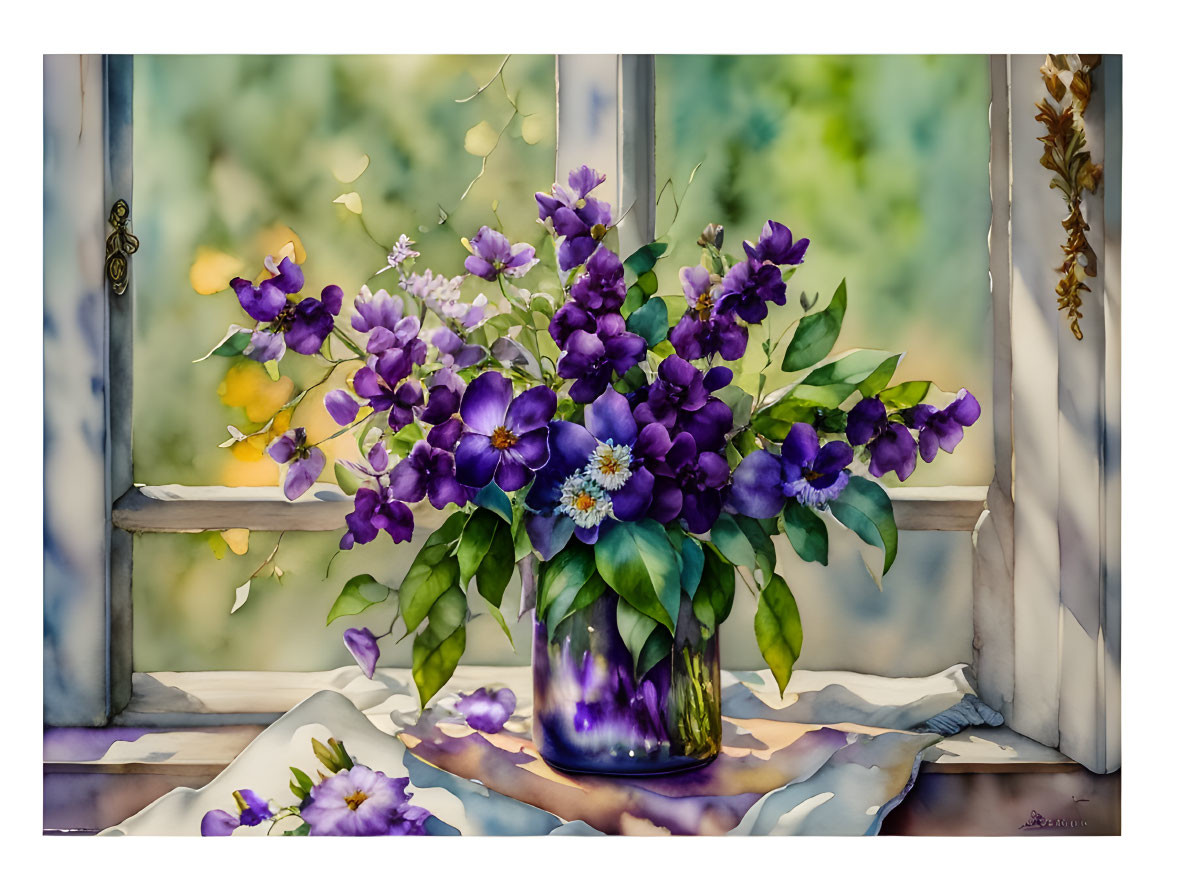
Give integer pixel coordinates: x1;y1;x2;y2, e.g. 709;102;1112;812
573;492;597;512
695;292;715;320
490;425;518;450
344;790;369;812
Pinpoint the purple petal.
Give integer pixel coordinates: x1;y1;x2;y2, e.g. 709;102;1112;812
324;389;361;426
567;367;612;405
320;284;343;316
918;426;940;463
344;627;380;679
698;451;731;488
729;451;785;519
846;397;887;446
232;277;287;323
284;448;325;500
585;387;638;447
504;386;557;434
464;255;497;281
454;432;501;488
947;388;981;426
648;479;685;523
427;417;464;451
270;257;304;294
612;467;654;521
459;372;512;435
430;326;463;355
427;471;470;509
558;235;597;271
285;298;334;355
680;265;711;306
782;423;820;469
553;207;591;239
494;455;532;492
267;431;298;464
869;424;917;482
367;327;397;354
471;226;512;263
367;441;389;473
525;513;575;561
246;329;286;363
353;366;383;400
568;165;606;197
507;426;548;470
557;330;604;377
813;440;854;475
635;422;673;462
603;332;647;374
236;790;272;827
201;809;240;837
421;385;460;425
704;365;734;392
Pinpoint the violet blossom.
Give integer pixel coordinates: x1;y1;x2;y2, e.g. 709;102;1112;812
231;257;344;360
456;687;516;733
535;165;613;271
556;315;646;404
569;247;627;313
301;766;431;836
338;442;415;549
352;350;426;431
390;439;471;509
669;265;748;362
200;789;272;837
464;226;538;281
743;220;810;268
267;428;326;500
715;256;786;325
730;423;854;517
904;389;981;462
344;627;380;679
350;285;423;356
846;397;918;481
454;372;556;491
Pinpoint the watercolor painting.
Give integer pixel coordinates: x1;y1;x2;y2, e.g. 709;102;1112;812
43;53;1121;837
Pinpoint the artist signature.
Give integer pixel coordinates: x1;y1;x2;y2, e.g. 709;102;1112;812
1019;801;1090;831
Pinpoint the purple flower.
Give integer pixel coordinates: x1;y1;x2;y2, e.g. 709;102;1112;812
905;389;981;462
669;266;749;362
324;389;362;426
352;352;425;431
244;328;287;363
557;316;647;404
301;766;431;836
390;439;471;509
231;256;303;322
344;627;380;679
464;226;538;281
632;355;709;429
651;431;730;534
847;397;918;481
399;269;465;304
455;372;556;491
569;247;627;313
338;443;417;549
730;423;854;518
548;301;598;349
285;285;344;355
383;234;420;270
743;220;810;267
525;388;663;546
456;687;516;733
351;286;422;355
427;415;464;451
716;257;786;325
267;428;326;500
200;790;272;837
535;165;613;271
429;326;486;370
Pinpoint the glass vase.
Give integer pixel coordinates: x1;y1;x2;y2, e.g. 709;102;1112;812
531;590;721;776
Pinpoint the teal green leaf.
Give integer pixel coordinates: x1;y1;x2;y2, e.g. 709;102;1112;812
537;542;596;631
635;270;659;296
782;279;847;371
754;573;803;696
616;598;669;678
782;503;829;566
856;354;903;398
474;482;513;523
829;474;898;575
412;586;468;707
737;516;777;582
878;381;932;409
800;349;898;389
194;326;251;362
334;461;363;496
692;545;736;631
621;283;646;316
624;241;667;276
594;520;681;632
399;534;462;632
709;513;755;570
678;537;705;598
713;386;754;429
326;574;391;625
626;297;669;347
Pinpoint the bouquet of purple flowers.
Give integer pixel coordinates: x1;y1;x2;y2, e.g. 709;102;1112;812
202;165;979;707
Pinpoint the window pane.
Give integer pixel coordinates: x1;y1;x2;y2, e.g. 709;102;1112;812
132;55;555;486
655;55;992;486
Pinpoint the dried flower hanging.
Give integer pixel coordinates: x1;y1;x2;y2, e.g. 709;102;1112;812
1035;54;1103;341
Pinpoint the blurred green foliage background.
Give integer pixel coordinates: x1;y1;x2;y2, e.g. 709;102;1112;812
131;55;991;672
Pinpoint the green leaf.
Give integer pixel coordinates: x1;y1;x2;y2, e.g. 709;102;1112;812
782;279;847;371
283;823;311;836
754;573;803;696
263;360;281;382
289;766;314;801
412;586;468;707
801;349;900;395
457;508;500;586
737;516;777;582
678;537;705;598
537;542;597;634
326;574;391;625
624;241;667;276
713;386;755;429
828;474;898;576
782;503;829;566
616;598;669;678
621;283;646;316
475;519;515;610
334;461;363;495
878;381;932;409
473;482;513;523
399;540;461;632
635;270;659;296
594;520;681;633
709;513;755;570
693;545;736;632
626;297;669;347
194;326;252;362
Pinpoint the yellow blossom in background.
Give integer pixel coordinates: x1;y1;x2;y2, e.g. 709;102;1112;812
254;225;306;265
217;362;295;424
229;408;293;462
220;529;251;556
189;248;243;295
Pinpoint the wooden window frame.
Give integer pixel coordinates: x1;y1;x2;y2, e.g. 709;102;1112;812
43;54;1120;775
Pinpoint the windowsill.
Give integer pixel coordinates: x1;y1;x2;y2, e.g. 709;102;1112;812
113;483;989;533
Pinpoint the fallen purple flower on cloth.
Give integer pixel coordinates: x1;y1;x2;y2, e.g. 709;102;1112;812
302;766;431;836
455;687;517;733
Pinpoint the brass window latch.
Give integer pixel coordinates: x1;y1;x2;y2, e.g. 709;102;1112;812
105;198;139;295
